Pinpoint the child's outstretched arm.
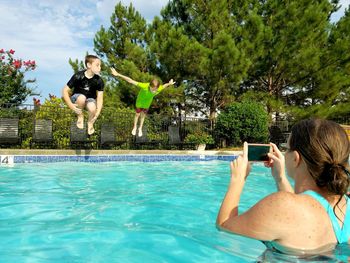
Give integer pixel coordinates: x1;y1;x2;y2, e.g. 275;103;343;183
163;79;176;89
110;68;138;86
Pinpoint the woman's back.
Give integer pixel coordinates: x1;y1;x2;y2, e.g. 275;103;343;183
265;191;347;253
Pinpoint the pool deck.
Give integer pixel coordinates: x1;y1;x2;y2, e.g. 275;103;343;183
0;149;241;156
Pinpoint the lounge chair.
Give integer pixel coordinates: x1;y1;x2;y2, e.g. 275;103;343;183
0;117;20;146
133;126;162;149
70;121;95;149
31;119;53;148
100;123;125;149
167;125;196;150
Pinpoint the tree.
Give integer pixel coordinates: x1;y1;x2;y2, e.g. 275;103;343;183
0;48;36;105
94;3;153;109
239;0;336;113
236;0;350;122
160;0;251;119
308;7;350;119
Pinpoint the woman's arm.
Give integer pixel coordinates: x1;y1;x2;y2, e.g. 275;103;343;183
216;142;293;242
266;143;294;193
216;142;249;225
217;190;294;242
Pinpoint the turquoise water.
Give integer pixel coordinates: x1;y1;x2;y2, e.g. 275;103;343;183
0;161;348;262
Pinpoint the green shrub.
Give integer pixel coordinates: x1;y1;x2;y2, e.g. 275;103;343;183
215;101;269;146
35;97;73;149
184;131;214;145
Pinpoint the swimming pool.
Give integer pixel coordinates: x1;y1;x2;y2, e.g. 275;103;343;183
0;160;348;262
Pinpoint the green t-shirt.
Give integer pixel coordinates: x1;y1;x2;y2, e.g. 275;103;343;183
135;82;165;109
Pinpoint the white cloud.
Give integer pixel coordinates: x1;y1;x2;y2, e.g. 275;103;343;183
0;0;101;100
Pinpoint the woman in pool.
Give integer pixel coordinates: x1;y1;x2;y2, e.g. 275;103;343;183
217;118;350;254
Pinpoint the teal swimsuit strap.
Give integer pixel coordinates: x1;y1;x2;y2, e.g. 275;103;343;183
303;190;349;243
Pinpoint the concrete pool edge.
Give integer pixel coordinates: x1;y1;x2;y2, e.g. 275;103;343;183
0;149;241;163
0;149;241;156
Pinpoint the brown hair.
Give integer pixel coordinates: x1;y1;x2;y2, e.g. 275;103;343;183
289;118;350;196
85;55;99;67
150;79;160;89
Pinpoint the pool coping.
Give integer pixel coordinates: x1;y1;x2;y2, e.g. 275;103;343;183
0;149;240;163
0;149;240;155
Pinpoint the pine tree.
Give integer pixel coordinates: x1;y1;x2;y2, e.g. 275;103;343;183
93;3;151;109
160;0;252;119
239;0;338;116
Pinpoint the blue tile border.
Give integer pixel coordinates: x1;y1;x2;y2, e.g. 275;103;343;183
10;154;237;163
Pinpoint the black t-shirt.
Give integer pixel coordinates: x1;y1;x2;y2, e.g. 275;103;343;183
67;70;104;99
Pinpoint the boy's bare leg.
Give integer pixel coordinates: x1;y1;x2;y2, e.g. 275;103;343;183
75;96;86;129
138;112;146;137
132;113;140;136
86;101;97;135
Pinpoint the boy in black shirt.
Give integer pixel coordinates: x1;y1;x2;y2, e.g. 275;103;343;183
62;55;104;135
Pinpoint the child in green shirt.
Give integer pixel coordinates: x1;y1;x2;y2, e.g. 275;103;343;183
111;68;175;137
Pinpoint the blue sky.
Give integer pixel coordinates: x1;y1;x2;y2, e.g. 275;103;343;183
0;0;349;104
0;0;169;103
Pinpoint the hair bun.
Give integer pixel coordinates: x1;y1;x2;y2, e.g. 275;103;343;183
319;163;350;195
326;163;346;173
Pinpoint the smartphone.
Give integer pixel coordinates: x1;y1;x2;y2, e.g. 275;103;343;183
248;144;271;162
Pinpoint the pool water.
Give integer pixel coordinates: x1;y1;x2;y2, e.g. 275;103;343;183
0;161;348;262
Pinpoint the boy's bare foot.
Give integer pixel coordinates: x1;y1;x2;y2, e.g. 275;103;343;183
131;127;137;136
138;129;143;137
76;116;84;129
88;122;95;135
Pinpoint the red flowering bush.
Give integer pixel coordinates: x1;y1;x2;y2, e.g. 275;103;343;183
33;97;41;106
0;48;37;105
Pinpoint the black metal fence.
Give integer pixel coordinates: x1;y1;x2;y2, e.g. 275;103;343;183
0;104;213;149
1;103;349;150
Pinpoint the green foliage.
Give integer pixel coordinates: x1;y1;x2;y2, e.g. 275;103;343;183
184;132;214;145
34;96;73;149
19;110;34;148
238;0;350;119
0;49;37;105
215;101;269;146
70;0;350;121
160;0;249;119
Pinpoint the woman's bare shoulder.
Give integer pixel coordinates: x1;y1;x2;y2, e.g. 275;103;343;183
254;191;324;220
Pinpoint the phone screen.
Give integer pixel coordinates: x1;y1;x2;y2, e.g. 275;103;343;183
248;144;271;161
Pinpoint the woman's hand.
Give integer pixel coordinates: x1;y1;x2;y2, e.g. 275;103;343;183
265;143;285;182
230;142;251;185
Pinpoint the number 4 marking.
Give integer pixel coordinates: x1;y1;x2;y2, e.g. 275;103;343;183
1;156;8;164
